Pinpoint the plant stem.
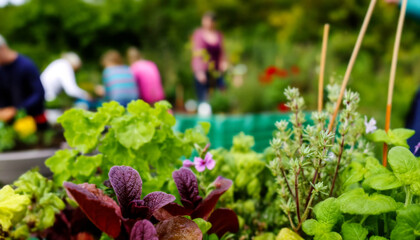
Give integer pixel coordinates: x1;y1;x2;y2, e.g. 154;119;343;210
278;154;295;199
287;211;297;231
329;134;346;197
383;0;407;166
305;146;327;209
360;215;369;225
405;186;413;206
297;192;316;230
328;0;377;131
280;167;295;199
295;167;301;223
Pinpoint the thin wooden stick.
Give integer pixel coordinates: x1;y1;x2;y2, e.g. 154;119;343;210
328;0;377;131
383;0;408;166
318;24;330;113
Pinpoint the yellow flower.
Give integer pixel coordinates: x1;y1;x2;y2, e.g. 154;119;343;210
13;116;37;138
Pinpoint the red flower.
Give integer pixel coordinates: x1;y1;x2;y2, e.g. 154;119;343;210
265;66;278;76
277;103;290;112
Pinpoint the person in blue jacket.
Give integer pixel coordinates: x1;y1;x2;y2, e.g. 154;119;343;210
0;34;46;127
386;0;420;156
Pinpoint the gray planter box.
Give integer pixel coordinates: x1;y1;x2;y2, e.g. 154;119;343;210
0;149;57;184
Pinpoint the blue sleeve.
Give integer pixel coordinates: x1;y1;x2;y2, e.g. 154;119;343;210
18;61;45;115
401;0;420;20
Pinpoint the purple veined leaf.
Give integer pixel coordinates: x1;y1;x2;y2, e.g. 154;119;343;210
207;208;239;238
130;220;158;240
63;182;122;238
143;191;176;214
191;176;232;220
156;216;203;240
172;168;202;209
128;192;175;219
109;166;143;217
154;203;194;221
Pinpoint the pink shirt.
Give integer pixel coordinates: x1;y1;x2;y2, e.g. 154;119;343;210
130;60;165;104
191;28;225;73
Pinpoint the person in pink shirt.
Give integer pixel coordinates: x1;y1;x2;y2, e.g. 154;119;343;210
192;11;228;102
127;47;165;104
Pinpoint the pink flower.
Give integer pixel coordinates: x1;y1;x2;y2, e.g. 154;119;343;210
194;152;216;172
183;160;195;168
414;142;420;155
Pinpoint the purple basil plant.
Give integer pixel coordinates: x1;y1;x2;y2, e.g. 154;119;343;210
155;167;239;238
64;166;180;239
63;166;238;239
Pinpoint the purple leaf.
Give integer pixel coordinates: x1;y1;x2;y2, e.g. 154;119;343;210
208;208;239;237
156;216;203;240
63;182;122;238
191;176;232;220
172;168;202;209
130;220;158;240
143;191;176;213
153;203;194;221
109;166;142;217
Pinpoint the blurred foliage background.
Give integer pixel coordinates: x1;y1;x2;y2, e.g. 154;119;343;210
0;0;419;128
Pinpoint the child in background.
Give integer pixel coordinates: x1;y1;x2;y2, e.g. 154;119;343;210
127;47;165;105
101;50;139;106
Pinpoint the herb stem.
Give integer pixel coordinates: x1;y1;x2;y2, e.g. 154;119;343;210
280;167;295;199
287;211;296;231
329;134;346;197
295;167;301;223
405;186;413;206
297;192;316;230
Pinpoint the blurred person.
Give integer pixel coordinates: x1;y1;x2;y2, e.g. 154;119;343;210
41;52;91;102
127;47;165;104
192;11;228;103
101;50;138;106
0;34;47;127
386;0;420;155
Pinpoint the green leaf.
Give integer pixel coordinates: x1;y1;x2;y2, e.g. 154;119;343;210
363;171;402;191
302;219;331;236
276;228;304;240
111;114;155;150
369;237;388;240
74;154;103;177
57;109;107;153
341;223;368;240
254;233;276;240
193;218;212;234
341;161;365;190
97;101;125;122
0;185;30;230
388;129;415;148
364;157;389;179
314;232;342;240
388;146;420;185
390;205;420;240
338;188;398;215
367;130;390;144
45;149;79;185
314;198;342;227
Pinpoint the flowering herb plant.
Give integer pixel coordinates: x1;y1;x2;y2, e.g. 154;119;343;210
268;85;371;232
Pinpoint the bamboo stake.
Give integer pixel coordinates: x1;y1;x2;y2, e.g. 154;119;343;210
383;0;408;166
328;0;377;131
318;24;330;113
